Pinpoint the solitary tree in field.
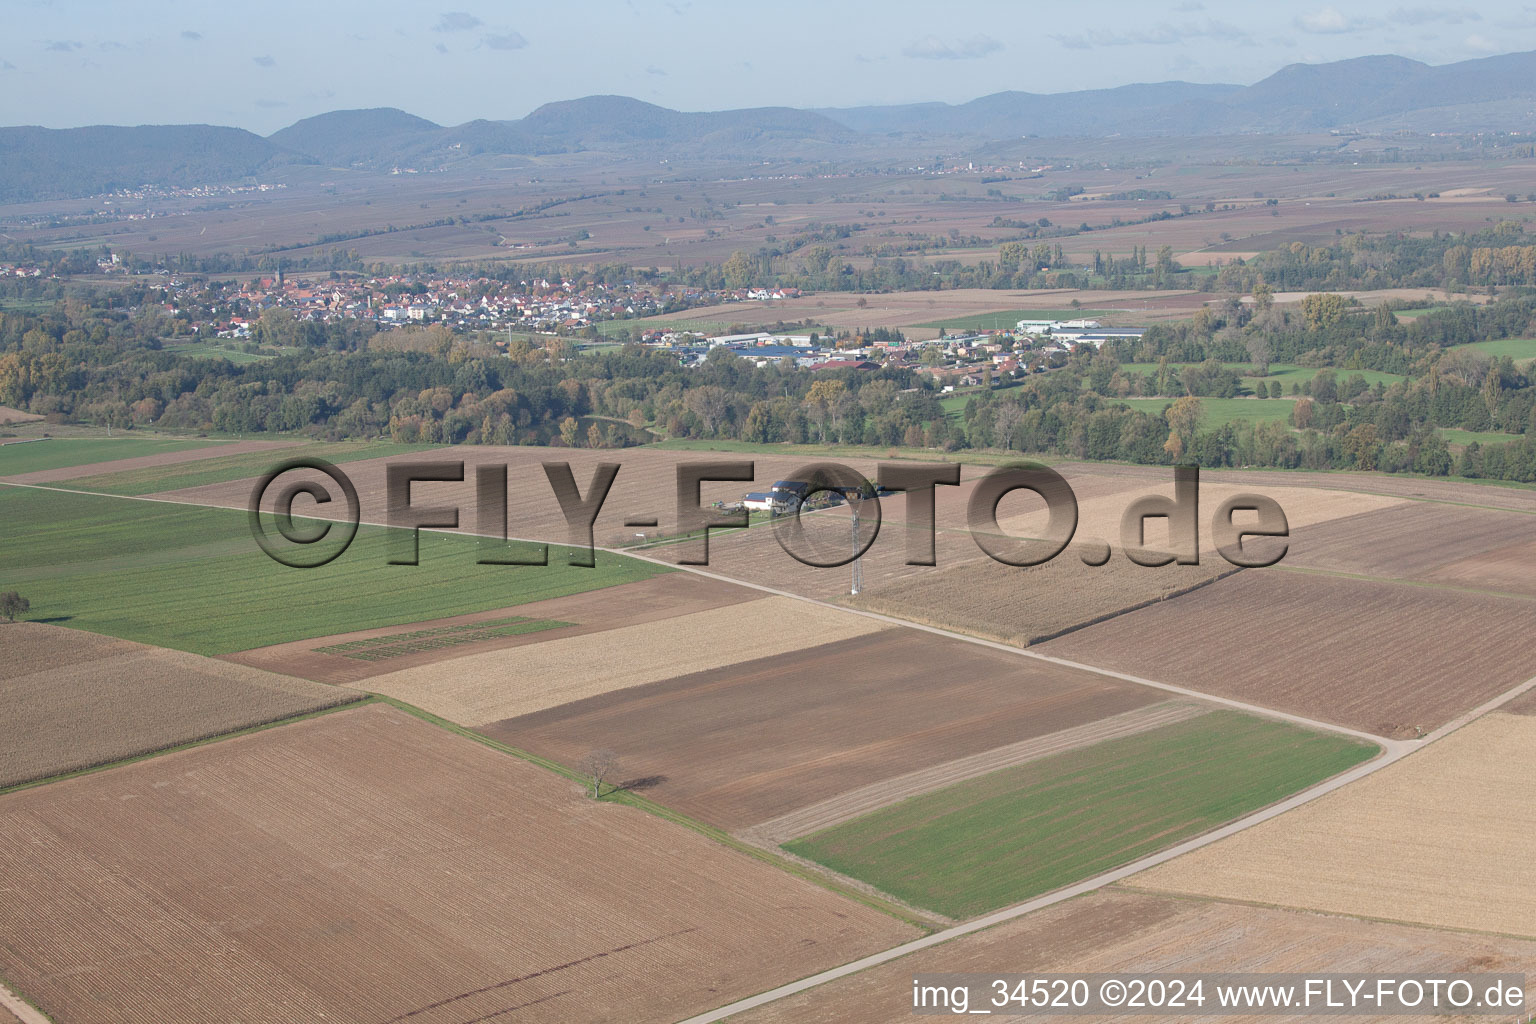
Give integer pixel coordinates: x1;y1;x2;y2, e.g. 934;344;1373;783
577;749;622;799
0;591;29;622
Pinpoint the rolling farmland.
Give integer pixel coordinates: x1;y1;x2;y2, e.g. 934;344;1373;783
0;623;360;789
0;436;231;478
0;486;668;654
783;711;1377;919
1040;570;1536;736
1133;712;1536;938
0;704;917;1023
488;628;1162;829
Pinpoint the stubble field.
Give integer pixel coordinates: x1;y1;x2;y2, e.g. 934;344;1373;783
0;703;918;1024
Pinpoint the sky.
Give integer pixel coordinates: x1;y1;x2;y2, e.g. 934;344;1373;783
3;0;1535;134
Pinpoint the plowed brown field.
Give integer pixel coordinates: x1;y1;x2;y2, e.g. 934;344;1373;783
486;628;1160;829
726;888;1536;1023
0;623;358;788
1039;571;1536;736
1285;502;1536;587
0;703;916;1024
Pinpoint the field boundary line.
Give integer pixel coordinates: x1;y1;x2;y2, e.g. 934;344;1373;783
1108;885;1536;944
365;696;941;931
741;701;1210;845
0;479;1397;746
1274;562;1536;602
0;695;372;798
674;667;1536;1024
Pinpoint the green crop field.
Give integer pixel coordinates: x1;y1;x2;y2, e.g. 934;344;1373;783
784;711;1378;919
51;440;435;495
1111;362;1405;396
1112;396;1297;427
0;486;669;655
0;437;221;476
1451;337;1536;363
160;342;276;365
917;309;1117;331
1440;428;1524;446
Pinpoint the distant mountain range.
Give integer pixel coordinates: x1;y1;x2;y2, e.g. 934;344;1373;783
4;50;1536;203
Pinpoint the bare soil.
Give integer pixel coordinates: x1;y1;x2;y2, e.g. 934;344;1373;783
727;888;1536;1023
0;703;917;1024
1040;570;1536;736
0;622;358;789
485;628;1161;829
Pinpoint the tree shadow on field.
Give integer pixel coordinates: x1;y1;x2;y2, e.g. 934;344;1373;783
616;774;667;793
23;616;72;624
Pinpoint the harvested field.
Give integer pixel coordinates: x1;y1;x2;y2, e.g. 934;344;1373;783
0;622;358;789
487;628;1162;829
0;703;917;1024
726;888;1536;1024
1040;571;1536;736
1285;502;1536;588
221;572;758;683
0;405;41;424
1134;712;1536;938
360;596;886;725
745;701;1210;844
782;711;1376;919
852;555;1235;647
0;438;291;484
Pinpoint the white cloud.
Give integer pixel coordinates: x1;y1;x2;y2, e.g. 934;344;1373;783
1463;32;1501;51
1294;7;1369;33
902;34;1002;60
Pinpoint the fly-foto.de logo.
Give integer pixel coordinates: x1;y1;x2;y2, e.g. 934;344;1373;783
248;458;1289;572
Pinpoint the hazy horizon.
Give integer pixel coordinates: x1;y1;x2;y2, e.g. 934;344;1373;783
4;0;1534;135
